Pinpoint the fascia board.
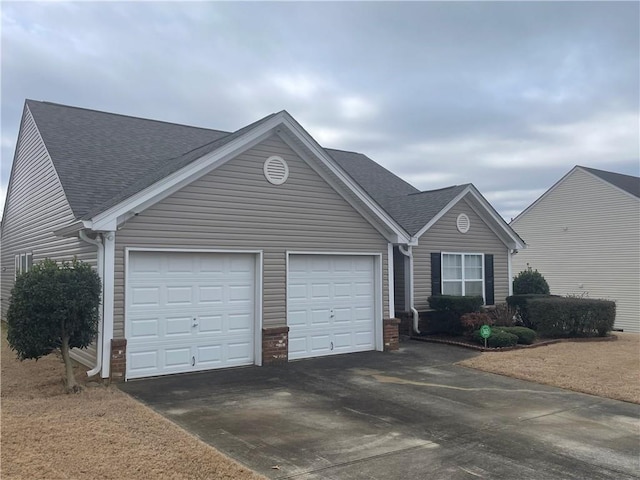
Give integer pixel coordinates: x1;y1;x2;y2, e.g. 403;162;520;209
464;193;525;250
510;166;580;225
465;187;526;249
578;166;640;203
90;114;287;231
412;186;472;240
278;113;411;244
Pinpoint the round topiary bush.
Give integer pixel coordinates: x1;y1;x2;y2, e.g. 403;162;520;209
494;326;537;345
513;267;550;295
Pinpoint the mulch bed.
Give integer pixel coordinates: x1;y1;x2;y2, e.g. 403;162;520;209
410;333;618;352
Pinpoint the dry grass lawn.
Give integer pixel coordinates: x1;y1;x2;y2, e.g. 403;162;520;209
1;332;266;480
459;333;640;404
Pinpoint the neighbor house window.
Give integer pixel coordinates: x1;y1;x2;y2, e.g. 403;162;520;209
442;253;484;297
14;252;33;278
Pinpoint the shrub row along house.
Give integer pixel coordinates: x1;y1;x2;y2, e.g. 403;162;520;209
511;166;640;333
1;100;524;380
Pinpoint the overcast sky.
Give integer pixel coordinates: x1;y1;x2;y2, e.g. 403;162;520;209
1;1;638;221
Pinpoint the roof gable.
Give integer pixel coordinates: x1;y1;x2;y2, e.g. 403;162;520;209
512;165;640;225
579;166;640;198
20;100;522;246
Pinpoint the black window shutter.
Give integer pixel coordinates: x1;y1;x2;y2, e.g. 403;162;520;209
485;254;494;305
431;252;442;296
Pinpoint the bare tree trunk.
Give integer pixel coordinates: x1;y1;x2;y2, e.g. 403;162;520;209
60;335;81;393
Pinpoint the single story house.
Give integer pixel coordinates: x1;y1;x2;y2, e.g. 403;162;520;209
511;165;640;333
1;100;524;380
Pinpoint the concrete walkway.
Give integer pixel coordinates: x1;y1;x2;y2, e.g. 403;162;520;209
121;341;640;479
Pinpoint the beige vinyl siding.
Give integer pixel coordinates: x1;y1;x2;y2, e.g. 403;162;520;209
114;135;389;339
0;106;98;366
511;168;640;333
413;197;510;310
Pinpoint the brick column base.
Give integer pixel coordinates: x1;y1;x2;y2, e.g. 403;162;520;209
383;318;401;351
262;326;289;365
110;339;127;382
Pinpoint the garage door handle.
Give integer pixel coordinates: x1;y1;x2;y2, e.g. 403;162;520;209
330;341;334;351
192;318;199;327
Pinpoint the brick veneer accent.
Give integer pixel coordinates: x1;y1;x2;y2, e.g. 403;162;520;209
262;326;289;365
110;339;127;382
383;318;401;351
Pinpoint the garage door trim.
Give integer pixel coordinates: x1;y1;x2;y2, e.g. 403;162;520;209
124;247;263;380
286;251;384;355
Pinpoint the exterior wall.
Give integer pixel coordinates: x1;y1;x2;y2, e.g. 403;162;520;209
413;197;510;310
114;135;390;340
511;168;640;333
393;246;406;312
0;106;98;366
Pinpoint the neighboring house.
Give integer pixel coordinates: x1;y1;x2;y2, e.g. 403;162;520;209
1;100;523;380
511;166;640;333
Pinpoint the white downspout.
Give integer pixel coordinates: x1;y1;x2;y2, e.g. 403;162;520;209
101;232;116;379
398;245;420;334
78;230;104;377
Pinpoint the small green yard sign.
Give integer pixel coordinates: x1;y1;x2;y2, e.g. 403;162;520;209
480;325;491;348
480;325;492;339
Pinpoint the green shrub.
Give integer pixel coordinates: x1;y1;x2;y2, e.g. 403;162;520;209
7;258;101;393
460;312;492;334
494;326;537;345
527;297;615;338
513;267;550;295
428;295;484;314
427;295;484;336
472;329;518;348
506;294;554;329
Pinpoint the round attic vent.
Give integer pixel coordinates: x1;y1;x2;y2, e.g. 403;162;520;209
456;213;470;233
264;156;289;185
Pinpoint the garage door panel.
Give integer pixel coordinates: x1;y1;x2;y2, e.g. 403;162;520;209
130;318;159;339
198;315;222;333
126;251;255;379
166;286;193;305
198;286;223;304
288;255;377;360
130;287;161;307
165;316;192;336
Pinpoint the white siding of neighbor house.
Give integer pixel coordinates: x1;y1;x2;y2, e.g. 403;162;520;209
413;197;510;311
113;135;390;339
0;106;98;367
511;168;640;333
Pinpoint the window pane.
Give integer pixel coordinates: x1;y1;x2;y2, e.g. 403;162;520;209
464;255;483;280
465;281;483;297
443;281;463;296
443;254;462;280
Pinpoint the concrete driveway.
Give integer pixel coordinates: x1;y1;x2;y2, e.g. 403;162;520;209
121;341;640;480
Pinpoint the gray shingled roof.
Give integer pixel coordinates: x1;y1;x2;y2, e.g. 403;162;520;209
27;100;230;218
327;149;469;235
580;166;640;198
24;100;480;237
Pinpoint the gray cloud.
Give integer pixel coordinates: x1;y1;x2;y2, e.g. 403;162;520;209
2;1;638;220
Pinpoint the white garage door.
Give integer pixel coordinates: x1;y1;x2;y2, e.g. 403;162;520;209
288;254;377;360
126;251;255;379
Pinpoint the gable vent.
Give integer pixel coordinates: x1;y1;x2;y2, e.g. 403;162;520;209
456;213;470;233
264;156;289;185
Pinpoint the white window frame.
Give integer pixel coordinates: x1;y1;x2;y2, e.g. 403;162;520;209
441;252;485;300
15;252;33;278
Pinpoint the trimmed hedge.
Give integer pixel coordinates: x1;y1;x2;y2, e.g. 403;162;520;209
527;297;615;338
428;295;484;314
494;326;537;345
506;294;555;329
472;329;518;348
513;268;550;295
427;295;484;335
